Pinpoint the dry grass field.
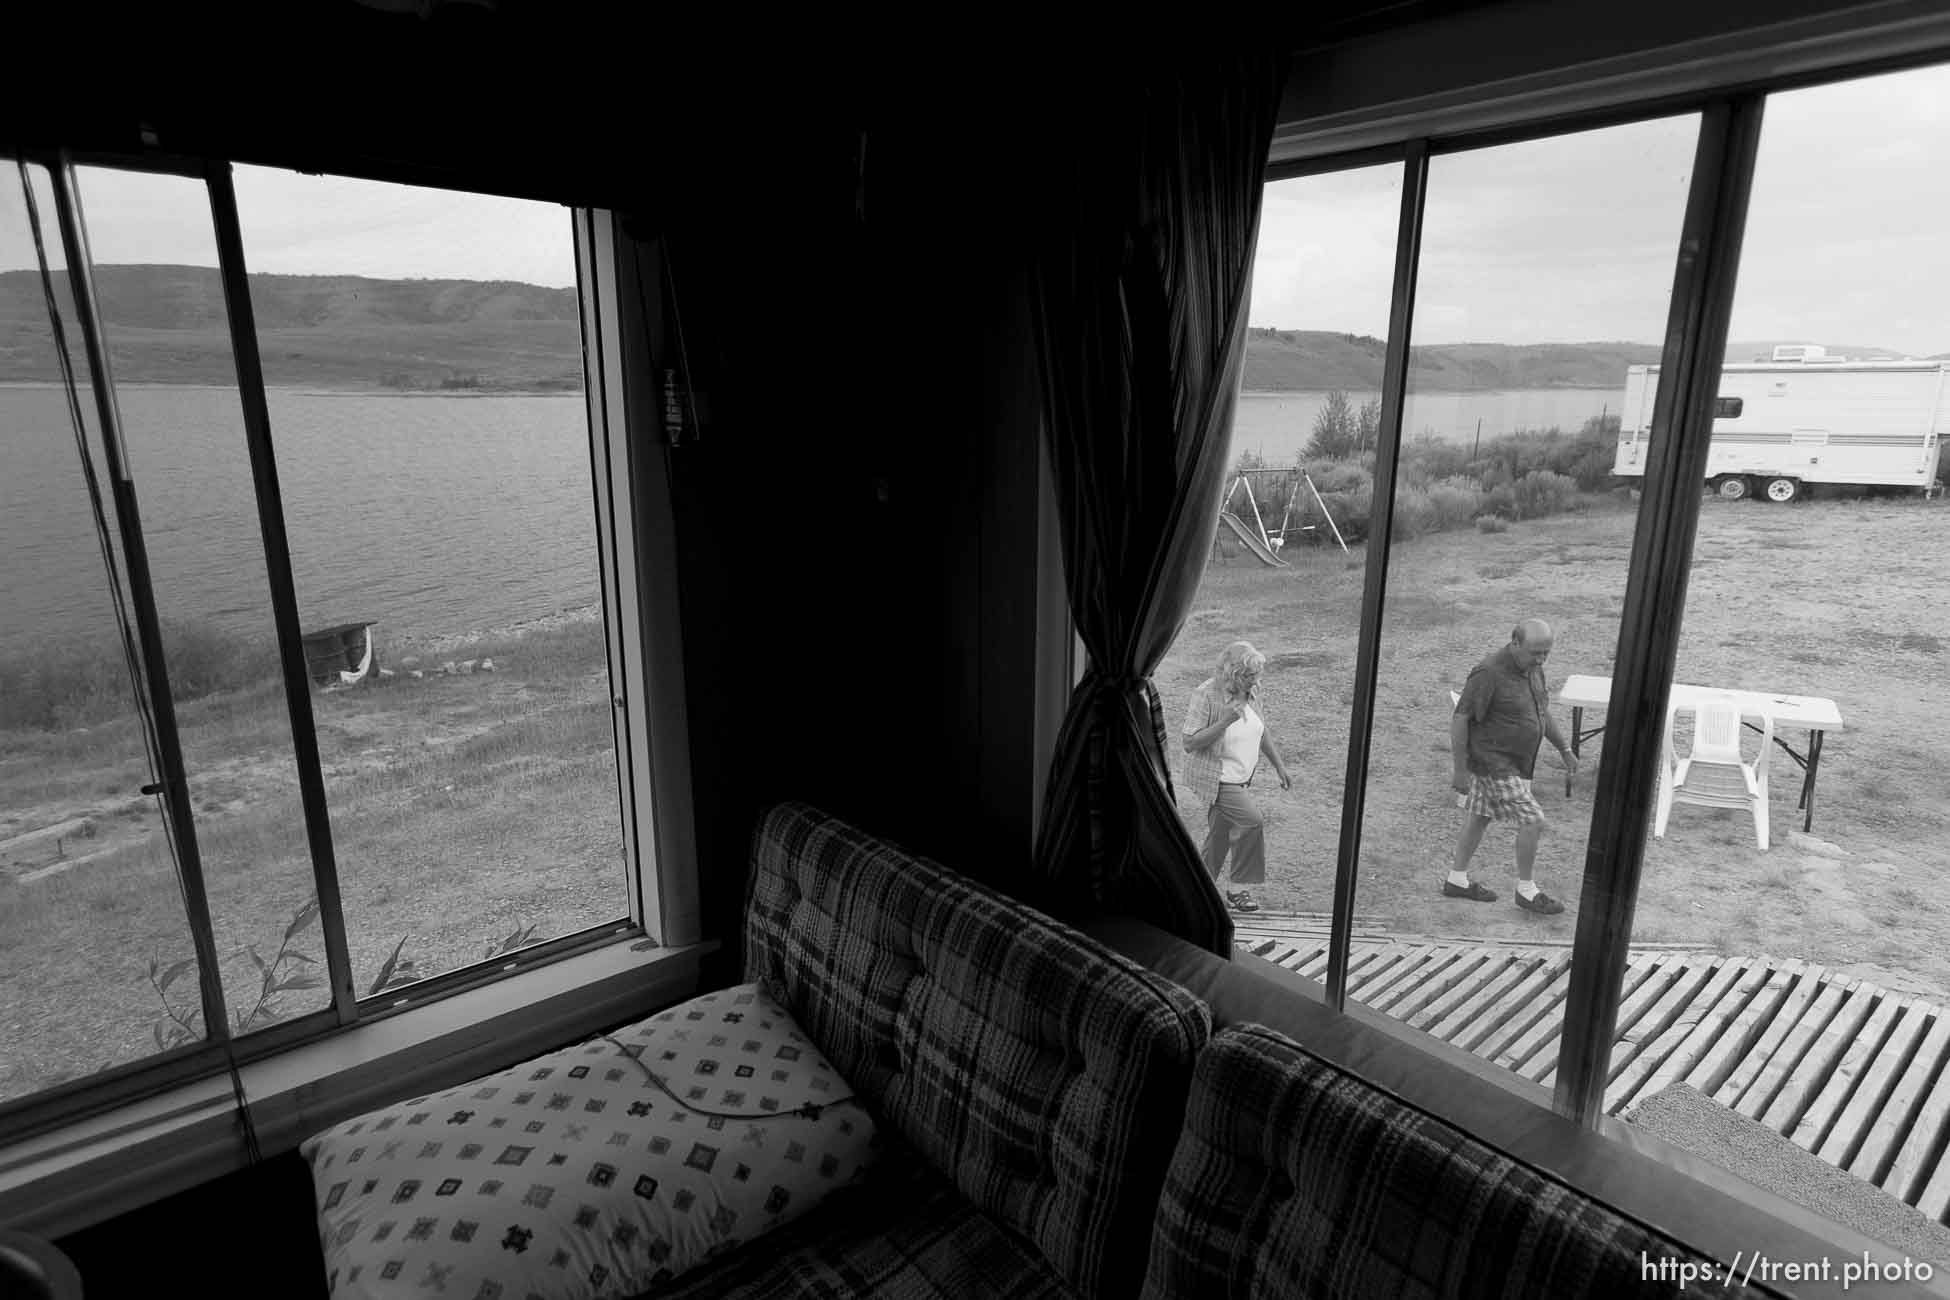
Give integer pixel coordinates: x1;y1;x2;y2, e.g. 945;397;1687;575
0;616;623;1101
1161;494;1950;1002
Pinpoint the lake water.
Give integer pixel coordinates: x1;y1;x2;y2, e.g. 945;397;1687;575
2;383;1625;661
1;386;597;658
1232;388;1621;465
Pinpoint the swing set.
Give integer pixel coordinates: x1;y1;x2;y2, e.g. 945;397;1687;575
1215;467;1349;566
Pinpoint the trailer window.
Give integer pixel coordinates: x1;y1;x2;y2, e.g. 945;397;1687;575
1713;396;1743;418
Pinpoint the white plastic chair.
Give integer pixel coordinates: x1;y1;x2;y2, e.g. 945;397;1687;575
1654;693;1773;849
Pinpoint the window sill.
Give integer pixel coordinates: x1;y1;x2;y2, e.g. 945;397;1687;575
0;937;718;1240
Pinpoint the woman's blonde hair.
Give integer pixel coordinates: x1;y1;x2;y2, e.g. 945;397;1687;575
1214;640;1266;699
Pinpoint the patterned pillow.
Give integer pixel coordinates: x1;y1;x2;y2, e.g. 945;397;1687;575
302;983;882;1299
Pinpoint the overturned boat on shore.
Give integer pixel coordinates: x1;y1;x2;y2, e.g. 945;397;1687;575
300;620;377;686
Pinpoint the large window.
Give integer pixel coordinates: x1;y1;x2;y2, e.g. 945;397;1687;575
1160;163;1399;934
1353;115;1696;1077
1612;62;1950;1225
1164;51;1950;1252
0;159;659;1131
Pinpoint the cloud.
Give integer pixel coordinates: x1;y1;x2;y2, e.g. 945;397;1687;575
1251;61;1950;356
3;163;576;288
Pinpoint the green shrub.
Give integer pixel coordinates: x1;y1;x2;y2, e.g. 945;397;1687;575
1305;474;1373;542
1476;514;1511;534
1425;477;1485;531
0;620;279;732
1303;391;1382;460
1393;486;1435;541
1302;460;1371;495
1513;469;1578;519
1402;433;1476;484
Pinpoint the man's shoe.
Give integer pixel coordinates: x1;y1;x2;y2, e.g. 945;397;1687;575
1515;889;1565;915
1441;879;1497;902
1225;889;1260;913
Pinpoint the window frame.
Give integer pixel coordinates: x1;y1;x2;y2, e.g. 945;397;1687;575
1251;20;1950;1278
0;162;701;1208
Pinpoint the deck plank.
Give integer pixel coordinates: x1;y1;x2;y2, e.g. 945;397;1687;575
1415;952;1545;1039
1358;948;1457;1010
1780;989;1900;1149
1736;976;1860;1124
1295;945;1341;981
1581;958;1721;1098
1915;1127;1950;1223
1235;925;1950;1208
1500;960;1638;1079
1388;950;1502;1023
1607;958;1753;1115
1884;1014;1950;1207
1714;964;1831;1113
1346;947;1426;1000
1685;959;1804;1099
1450;951;1575;1056
1621;957;1776;1118
1546;959;1698;1095
1825;999;1932;1177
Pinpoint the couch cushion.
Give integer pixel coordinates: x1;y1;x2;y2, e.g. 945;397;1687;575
1142;1023;1776;1300
645;1148;1079;1299
744;801;1211;1300
301;983;881;1300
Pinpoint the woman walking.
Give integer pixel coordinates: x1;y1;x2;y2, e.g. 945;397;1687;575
1181;640;1292;913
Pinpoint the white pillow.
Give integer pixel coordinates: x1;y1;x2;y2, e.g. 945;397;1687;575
303;982;881;1298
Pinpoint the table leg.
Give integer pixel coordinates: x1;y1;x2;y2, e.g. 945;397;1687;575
1571;707;1583;758
1800;729;1825;834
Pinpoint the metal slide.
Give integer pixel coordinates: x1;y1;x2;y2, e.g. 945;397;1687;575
1217;512;1287;567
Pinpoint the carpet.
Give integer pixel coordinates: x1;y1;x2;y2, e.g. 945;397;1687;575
1628;1083;1950;1266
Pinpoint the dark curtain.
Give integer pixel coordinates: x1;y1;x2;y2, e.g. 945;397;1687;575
1029;54;1287;955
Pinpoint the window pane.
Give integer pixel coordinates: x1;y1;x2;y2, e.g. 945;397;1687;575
229;167;625;998
1;162;211;1102
1614;63;1950;1232
74;165;332;1035
1157;163;1401;977
1348;117;1698;1084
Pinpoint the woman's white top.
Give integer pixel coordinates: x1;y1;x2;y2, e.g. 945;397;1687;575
1218;702;1264;784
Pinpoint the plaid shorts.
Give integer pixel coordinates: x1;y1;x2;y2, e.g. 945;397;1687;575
1465;773;1546;826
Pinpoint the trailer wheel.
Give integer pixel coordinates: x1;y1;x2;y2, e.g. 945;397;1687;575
1762;476;1801;503
1713;475;1751;501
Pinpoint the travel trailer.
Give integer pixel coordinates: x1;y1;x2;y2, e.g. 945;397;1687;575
1613;357;1948;500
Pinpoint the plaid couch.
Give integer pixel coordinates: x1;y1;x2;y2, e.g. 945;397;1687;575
688;800;1213;1299
1141;1022;1780;1300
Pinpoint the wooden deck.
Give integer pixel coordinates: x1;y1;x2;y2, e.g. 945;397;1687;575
1235;912;1950;1221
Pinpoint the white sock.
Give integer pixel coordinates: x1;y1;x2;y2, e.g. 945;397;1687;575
1517;879;1540;900
1447;871;1472;888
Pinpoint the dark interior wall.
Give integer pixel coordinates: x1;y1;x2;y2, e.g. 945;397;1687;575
665;68;1065;986
1278;0;1938;130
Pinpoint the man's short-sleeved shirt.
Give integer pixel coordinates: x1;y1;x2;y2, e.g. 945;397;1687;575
1455;645;1550;779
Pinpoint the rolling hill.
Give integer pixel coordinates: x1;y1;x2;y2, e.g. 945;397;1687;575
0;265;582;390
1241;328;1934;392
0;270;1934;392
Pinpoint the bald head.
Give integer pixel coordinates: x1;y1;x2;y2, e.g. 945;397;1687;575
1510;619;1555;671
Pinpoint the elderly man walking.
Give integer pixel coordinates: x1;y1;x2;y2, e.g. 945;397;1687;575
1446;618;1578;915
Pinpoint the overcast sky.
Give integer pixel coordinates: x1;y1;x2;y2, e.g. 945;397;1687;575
4;62;1947;352
1;164;576;287
1255;60;1950;356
